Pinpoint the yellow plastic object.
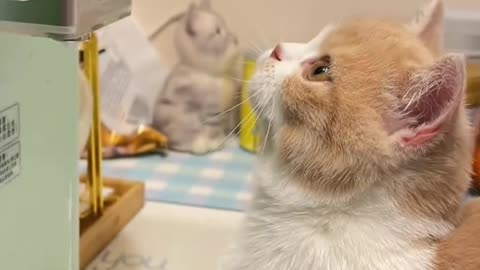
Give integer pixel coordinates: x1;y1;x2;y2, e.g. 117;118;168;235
82;33;104;215
239;60;261;152
467;63;480;108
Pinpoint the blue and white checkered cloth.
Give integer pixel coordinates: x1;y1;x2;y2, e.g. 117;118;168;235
79;141;255;212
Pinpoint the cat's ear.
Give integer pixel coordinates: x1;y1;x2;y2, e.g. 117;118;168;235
185;3;197;36
198;0;211;9
392;54;466;148
408;0;445;55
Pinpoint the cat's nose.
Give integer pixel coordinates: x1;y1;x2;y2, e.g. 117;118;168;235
270;44;283;61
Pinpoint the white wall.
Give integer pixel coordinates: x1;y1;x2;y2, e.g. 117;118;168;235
132;0;480;67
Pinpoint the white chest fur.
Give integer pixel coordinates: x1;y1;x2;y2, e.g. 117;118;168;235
220;161;453;270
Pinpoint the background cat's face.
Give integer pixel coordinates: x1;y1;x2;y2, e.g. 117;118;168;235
175;2;240;73
250;0;470;199
185;7;232;55
177;3;237;56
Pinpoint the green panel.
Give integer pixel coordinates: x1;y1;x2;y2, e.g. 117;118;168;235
0;0;66;26
0;34;79;270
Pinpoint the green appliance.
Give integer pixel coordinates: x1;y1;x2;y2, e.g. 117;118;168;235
0;1;131;269
0;0;131;41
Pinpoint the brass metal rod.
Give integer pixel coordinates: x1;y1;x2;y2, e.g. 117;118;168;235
83;32;104;215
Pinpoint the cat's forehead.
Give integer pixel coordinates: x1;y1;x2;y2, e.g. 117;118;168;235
311;19;429;62
282;20;425;63
278;24;336;61
192;9;224;26
275;18;434;81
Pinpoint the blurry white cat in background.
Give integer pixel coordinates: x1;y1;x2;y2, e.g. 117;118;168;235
152;0;243;154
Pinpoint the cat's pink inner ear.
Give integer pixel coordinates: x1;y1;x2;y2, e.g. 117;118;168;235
395;54;465;147
409;0;445;55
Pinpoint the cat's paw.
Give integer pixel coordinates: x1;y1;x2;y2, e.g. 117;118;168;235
191;136;210;155
191;136;225;155
208;137;226;151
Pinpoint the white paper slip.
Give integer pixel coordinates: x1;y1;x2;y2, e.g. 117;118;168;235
96;17;168;135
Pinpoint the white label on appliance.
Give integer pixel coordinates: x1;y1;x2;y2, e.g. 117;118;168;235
0;142;21;187
0;103;20;149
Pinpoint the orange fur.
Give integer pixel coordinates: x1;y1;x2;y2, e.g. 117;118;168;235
435;199;480;270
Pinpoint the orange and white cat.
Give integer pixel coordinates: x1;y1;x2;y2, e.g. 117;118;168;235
220;1;480;269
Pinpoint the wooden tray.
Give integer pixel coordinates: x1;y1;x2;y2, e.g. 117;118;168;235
79;178;145;270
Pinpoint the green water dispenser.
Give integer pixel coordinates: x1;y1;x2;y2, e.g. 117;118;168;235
0;1;131;269
0;0;131;41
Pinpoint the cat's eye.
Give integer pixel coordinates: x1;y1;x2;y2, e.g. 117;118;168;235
306;57;332;82
313;66;329;76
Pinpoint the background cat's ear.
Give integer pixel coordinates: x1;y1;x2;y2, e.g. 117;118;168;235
409;0;445;55
198;0;211;9
185;3;197;36
393;54;465;147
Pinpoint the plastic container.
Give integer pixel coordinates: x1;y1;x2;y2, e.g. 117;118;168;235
468;60;480;189
239;57;261;152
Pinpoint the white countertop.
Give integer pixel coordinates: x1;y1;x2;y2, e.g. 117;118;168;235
86;202;244;270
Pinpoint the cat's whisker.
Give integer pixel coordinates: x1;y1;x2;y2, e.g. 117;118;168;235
262;120;272;154
199;78;262;126
202;93;258;128
245;45;264;57
245;32;269;50
226;76;255;86
208;90;262;122
247;48;263;56
229;77;252;83
245;42;264;52
235;98;266;131
217;105;260;148
256;31;275;50
248;39;265;49
247;30;270;49
194;97;260;138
